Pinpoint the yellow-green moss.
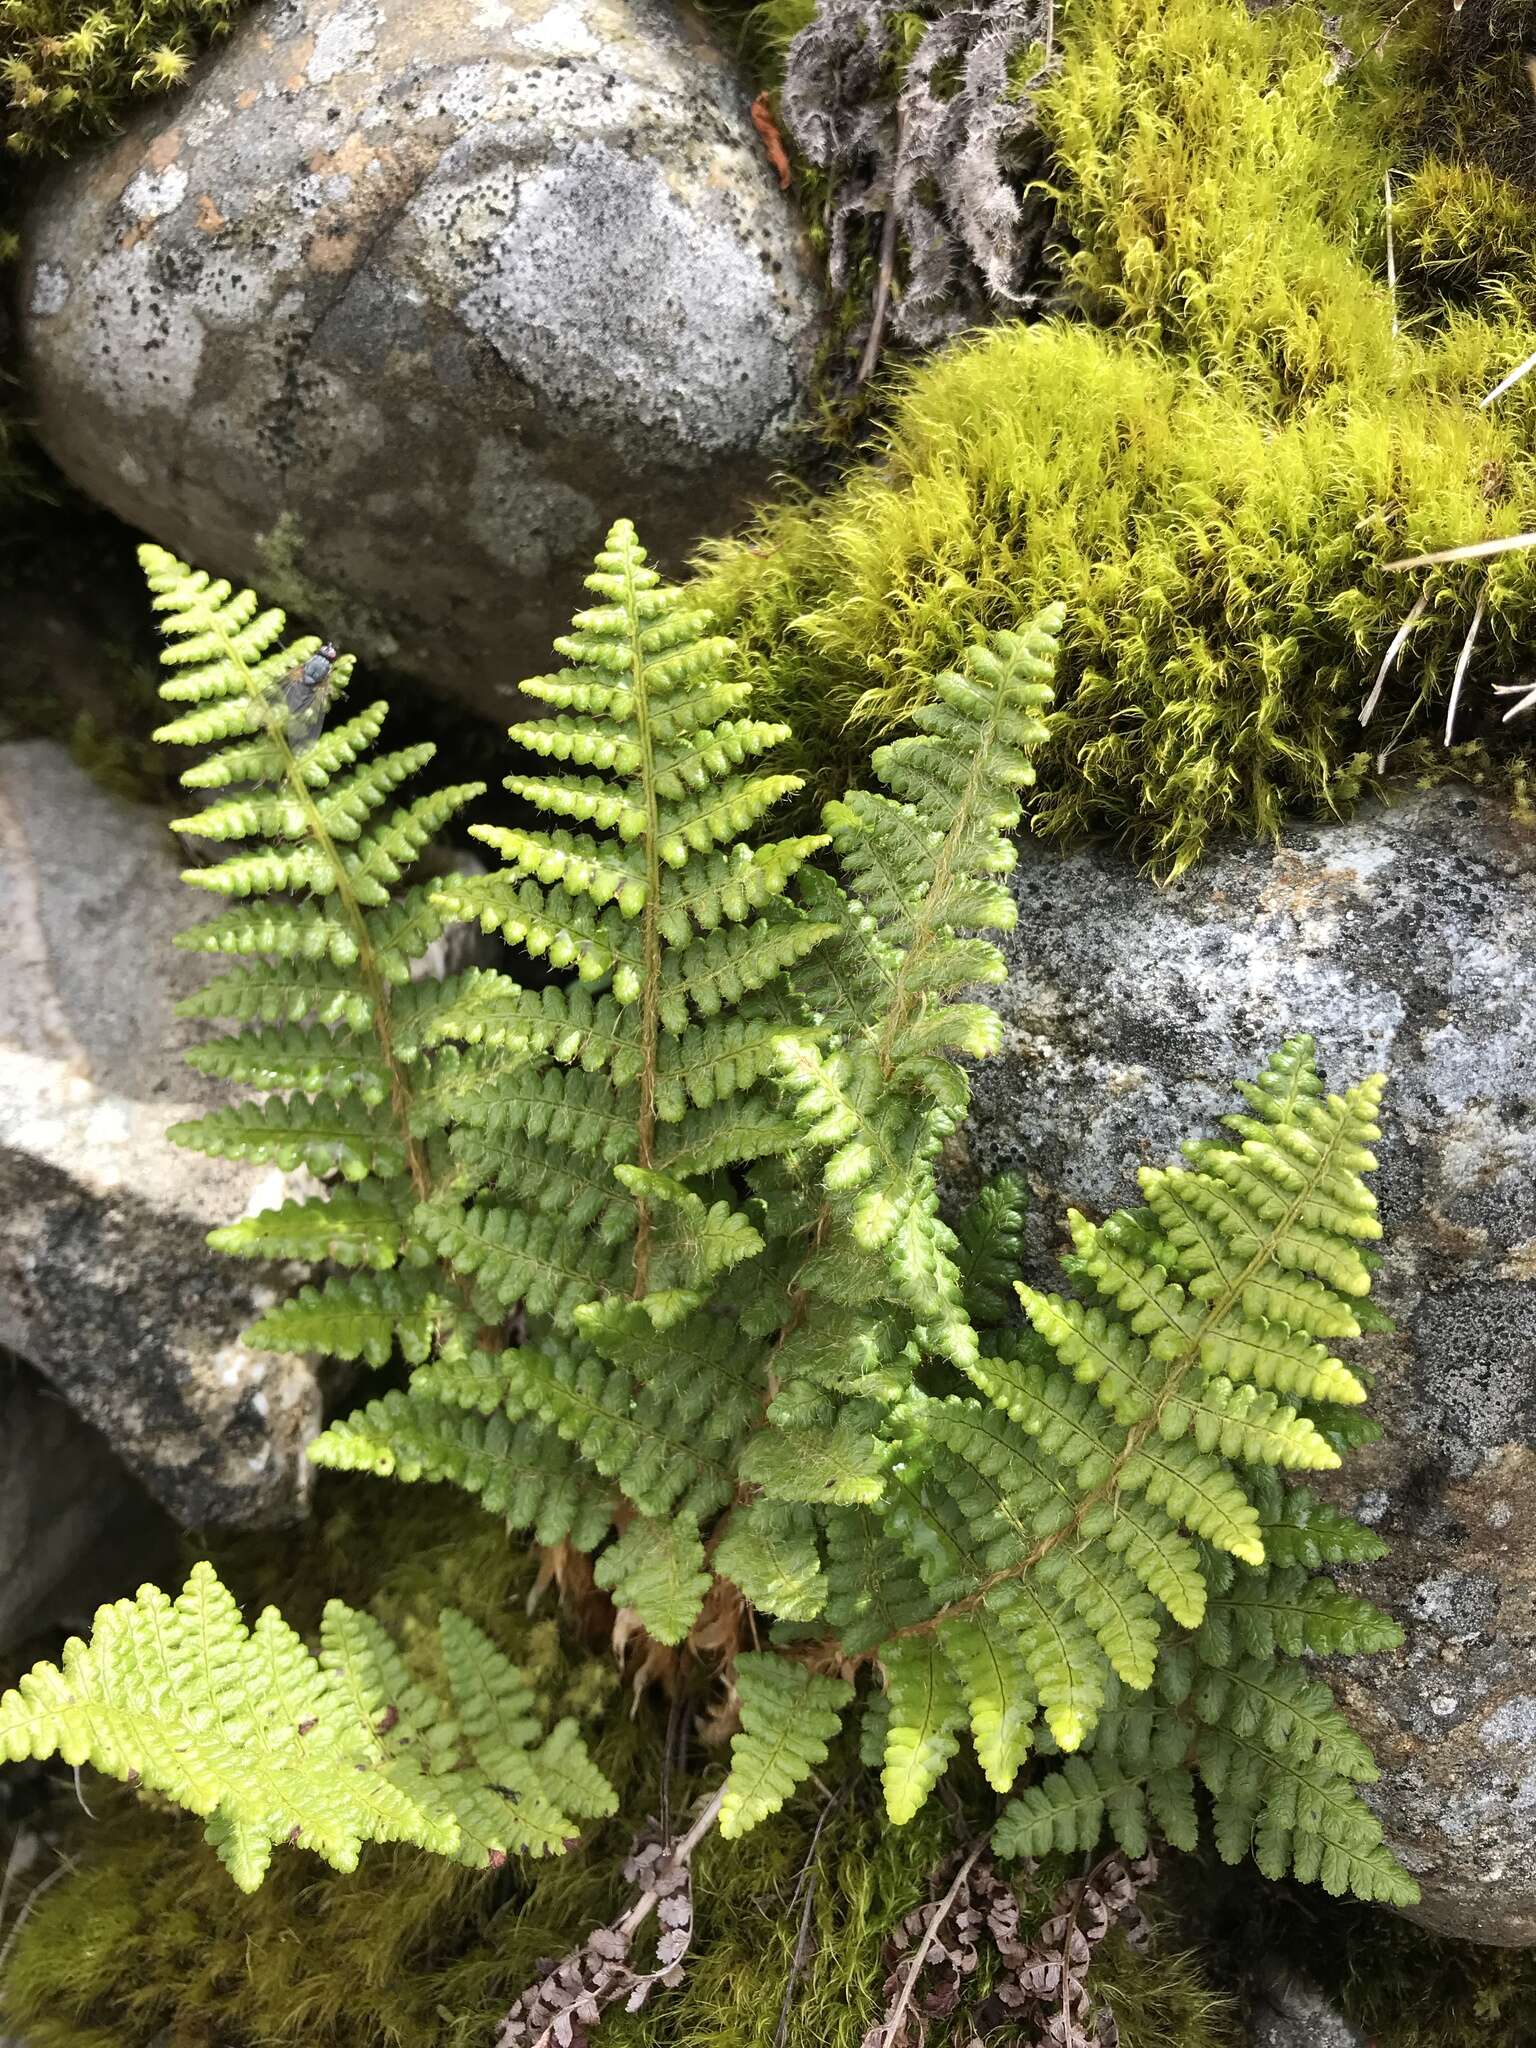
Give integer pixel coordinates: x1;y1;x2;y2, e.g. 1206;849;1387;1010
703;307;1536;870
1043;0;1398;401
699;0;1536;872
0;0;241;157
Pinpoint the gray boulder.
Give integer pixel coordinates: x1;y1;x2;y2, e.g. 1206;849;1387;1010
0;1351;177;1654
16;0;823;720
0;741;320;1528
962;781;1536;1945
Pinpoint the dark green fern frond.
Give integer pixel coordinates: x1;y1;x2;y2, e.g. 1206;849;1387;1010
426;518;835;1284
319;519;840;1624
952;1173;1029;1326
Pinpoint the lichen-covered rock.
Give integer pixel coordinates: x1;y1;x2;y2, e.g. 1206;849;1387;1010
963;781;1536;1944
1245;1968;1365;2048
16;0;823;719
0;741;320;1528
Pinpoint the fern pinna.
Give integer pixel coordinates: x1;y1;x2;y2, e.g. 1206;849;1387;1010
1;522;1414;1922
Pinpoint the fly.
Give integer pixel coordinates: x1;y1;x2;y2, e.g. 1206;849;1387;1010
263;641;339;755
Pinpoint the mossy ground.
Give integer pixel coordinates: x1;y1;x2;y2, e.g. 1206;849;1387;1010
4;1478;1531;2047
0;1476;1240;2048
1174;1856;1536;2048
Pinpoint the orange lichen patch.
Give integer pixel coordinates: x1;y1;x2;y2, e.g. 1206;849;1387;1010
236;86;261;109
146;127;183;171
284;31;314;88
1255;851;1372;922
195;194;228;233
751;93;791;191
307;128;378;178
308;227;361;272
118;217;156;252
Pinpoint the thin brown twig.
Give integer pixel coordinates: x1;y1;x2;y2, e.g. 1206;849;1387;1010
615;1786;724;1946
857;109;907;387
774;1778;854;2048
659;1690;690;1851
0;1827;38;1949
1365;0;1416;61
1386;532;1536;572
869;1837;988;2048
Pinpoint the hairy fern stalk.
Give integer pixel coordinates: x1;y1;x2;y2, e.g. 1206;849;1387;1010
0;523;1414;1916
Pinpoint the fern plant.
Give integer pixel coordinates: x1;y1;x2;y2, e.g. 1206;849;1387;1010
1;523;1415;1925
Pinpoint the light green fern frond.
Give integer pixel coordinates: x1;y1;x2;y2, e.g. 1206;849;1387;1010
0;1563;612;1891
140;544;484;1381
818;1036;1414;1907
718;1655;854;1839
777;610;1059;1366
426;517;834;1294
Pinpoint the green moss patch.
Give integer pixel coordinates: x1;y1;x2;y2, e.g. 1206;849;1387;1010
699;0;1536;872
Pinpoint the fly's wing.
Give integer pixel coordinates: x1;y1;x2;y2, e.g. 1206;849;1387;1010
262;661;333;756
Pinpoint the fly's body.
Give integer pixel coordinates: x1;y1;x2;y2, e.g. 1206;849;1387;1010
264;641;339;754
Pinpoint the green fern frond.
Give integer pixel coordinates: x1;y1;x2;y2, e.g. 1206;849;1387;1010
715;1502;827;1622
879;1636;966;1824
952;1173;1029;1326
140;544;481;1387
308;1390;615;1549
591;1517;711;1645
777;611;1061;1375
718;1655;854;1840
828;1036;1415;1906
0;1563;613;1891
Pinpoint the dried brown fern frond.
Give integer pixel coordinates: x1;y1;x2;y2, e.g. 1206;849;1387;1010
780;0;1062;366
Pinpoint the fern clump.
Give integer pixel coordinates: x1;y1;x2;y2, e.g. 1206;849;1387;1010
4;521;1414;1938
